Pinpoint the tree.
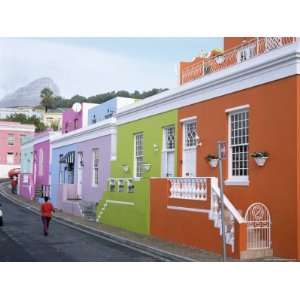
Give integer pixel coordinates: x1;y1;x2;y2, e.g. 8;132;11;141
3;113;47;132
40;88;54;112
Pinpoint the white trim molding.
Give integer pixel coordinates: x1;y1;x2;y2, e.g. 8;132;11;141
225;178;250;186
51;118;116;149
225;104;250;113
167;205;210;213
116;41;300;125
179;116;197;123
106;200;135;206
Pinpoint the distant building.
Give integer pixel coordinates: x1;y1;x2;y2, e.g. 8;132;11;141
0;107;42;119
34;108;65;131
0;121;35;178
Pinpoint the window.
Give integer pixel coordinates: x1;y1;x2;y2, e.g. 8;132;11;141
134;133;144;178
59;154;64;184
237;43;256;63
8;134;15;146
20;134;26;143
92;149;99;186
184;121;197;148
38;149;44;176
7;152;14;164
74;119;79;129
229;110;249;179
65;122;69;133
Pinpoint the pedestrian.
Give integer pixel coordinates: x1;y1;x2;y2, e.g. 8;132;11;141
11;176;18;194
40;196;55;236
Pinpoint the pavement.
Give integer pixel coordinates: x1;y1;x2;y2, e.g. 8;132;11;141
0;181;225;262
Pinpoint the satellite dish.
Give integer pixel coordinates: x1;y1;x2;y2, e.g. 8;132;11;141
72;102;82;113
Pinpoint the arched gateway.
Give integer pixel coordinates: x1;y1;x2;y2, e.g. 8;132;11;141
245;203;271;250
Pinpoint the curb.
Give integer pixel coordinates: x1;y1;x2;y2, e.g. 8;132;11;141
0;182;196;262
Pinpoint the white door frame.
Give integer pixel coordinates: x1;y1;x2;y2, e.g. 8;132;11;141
161;125;175;177
182;119;197;177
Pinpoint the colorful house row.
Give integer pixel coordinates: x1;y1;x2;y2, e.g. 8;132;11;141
0;121;35;178
96;37;300;260
18;37;300;260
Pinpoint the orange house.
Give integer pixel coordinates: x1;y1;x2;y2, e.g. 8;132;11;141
150;37;300;259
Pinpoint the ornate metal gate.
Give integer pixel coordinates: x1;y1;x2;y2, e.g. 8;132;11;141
245;203;271;250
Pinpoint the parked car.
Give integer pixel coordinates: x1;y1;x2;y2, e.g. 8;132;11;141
8;168;20;179
0;203;3;226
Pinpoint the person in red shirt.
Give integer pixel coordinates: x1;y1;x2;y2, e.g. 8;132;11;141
11;176;18;194
40;196;55;236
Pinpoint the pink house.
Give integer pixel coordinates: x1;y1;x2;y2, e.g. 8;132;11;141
0;121;35;178
62;103;97;134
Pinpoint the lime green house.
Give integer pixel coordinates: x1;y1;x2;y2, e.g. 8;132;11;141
96;107;178;235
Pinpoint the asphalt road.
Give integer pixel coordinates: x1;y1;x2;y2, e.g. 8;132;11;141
0;192;160;262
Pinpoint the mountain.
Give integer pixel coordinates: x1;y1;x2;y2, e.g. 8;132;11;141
0;78;60;108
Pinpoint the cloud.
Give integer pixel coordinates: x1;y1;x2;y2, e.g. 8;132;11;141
0;38;176;99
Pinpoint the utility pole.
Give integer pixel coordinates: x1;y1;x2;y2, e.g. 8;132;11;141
217;141;227;262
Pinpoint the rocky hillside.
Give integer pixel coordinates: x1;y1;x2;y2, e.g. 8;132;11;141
0;77;60;108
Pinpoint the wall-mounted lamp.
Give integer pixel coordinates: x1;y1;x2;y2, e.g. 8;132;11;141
78;152;84;167
195;134;202;147
153;144;159;152
143;163;152;172
121;164;129;173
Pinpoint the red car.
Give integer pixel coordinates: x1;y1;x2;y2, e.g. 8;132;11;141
8;168;20;179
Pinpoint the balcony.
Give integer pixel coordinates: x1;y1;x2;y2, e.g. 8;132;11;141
180;37;297;85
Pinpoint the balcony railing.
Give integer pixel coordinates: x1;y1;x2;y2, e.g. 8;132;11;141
181;37;297;84
169;177;209;200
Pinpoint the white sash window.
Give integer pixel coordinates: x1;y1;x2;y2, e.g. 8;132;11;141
228;109;249;180
92;149;99;186
134;133;144;178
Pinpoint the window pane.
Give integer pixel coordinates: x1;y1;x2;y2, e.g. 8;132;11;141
230;110;249;177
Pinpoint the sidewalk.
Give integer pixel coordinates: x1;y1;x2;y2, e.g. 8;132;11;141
0;182;226;262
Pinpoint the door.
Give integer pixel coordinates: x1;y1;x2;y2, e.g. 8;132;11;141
162;126;175;177
182;120;197;177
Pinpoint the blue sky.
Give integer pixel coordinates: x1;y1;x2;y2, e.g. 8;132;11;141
0;38;223;99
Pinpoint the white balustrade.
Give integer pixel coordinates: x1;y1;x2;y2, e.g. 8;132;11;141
169;177;208;201
181;37;297;84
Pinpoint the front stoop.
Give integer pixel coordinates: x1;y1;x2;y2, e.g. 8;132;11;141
240;248;273;260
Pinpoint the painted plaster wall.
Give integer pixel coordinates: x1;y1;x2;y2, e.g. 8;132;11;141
88;98;135;125
34;139;51;187
51;144;77;207
97;110;177;235
77;135;111;204
19;143;34;199
20;145;33;174
62;108;82;133
150;76;298;259
88;98;117;125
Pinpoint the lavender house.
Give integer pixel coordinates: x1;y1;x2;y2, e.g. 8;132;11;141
50;118;117;217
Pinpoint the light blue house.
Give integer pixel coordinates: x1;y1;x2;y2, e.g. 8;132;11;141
88;97;135;125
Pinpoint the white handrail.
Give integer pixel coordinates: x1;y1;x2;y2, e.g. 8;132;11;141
211;179;245;224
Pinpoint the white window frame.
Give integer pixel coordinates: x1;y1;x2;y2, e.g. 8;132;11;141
161;125;175;177
182;119;197;177
92;148;99;187
38;148;44;176
226;107;249;186
7;134;15;146
7;152;14;164
134;133;144;178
